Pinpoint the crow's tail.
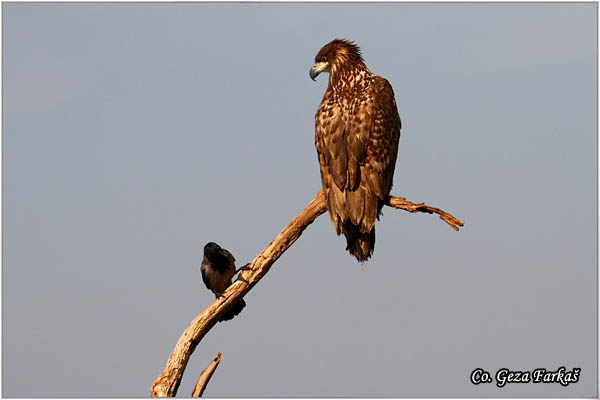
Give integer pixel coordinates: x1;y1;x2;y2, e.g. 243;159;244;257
220;298;246;322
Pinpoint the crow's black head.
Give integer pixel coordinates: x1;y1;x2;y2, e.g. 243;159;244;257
203;242;232;268
203;242;222;260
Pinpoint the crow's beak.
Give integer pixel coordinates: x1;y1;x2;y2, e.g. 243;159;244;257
310;61;328;81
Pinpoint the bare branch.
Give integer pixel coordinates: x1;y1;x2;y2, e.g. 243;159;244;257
386;196;464;231
151;191;326;397
150;190;463;396
191;352;221;397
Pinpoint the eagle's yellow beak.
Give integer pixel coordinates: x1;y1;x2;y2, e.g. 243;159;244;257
310;61;329;81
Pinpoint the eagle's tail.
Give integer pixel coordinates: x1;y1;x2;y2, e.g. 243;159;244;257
343;221;375;262
219;299;246;322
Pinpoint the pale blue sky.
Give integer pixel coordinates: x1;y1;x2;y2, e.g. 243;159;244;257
2;2;597;397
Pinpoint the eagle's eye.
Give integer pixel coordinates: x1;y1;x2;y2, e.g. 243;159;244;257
319;56;327;62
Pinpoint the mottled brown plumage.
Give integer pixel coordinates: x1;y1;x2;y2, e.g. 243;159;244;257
310;39;401;262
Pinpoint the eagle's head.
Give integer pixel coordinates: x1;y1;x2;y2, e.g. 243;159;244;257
310;39;365;81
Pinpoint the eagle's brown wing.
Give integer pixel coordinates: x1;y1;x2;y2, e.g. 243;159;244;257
357;76;401;231
315;92;348;234
316;76;401;237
